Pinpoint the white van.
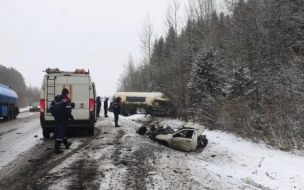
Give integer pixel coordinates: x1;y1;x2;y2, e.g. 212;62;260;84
40;68;97;138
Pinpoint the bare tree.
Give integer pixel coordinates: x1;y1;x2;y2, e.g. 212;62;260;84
140;14;154;65
165;0;181;32
119;55;137;91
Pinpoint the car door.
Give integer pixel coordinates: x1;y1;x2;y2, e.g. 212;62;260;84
67;76;90;120
171;129;195;151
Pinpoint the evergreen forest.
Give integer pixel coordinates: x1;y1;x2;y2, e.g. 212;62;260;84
0;65;40;107
118;0;304;150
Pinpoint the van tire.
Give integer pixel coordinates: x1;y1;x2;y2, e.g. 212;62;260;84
88;126;94;136
43;129;50;139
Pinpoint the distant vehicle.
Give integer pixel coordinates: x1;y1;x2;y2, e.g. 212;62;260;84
0;83;19;120
29;102;40;112
40;68;97;138
108;92;171;117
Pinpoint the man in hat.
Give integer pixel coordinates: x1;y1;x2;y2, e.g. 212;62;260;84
96;96;101;117
50;88;74;154
104;97;109;117
113;97;121;127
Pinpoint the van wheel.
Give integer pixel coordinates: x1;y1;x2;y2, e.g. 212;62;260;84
43;129;50;139
88;127;94;136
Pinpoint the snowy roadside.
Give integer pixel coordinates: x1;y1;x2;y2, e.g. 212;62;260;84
19;107;30;113
45;114;304;190
1;112;304;189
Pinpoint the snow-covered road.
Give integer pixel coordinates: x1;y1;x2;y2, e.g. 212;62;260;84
0;112;42;168
0;112;304;190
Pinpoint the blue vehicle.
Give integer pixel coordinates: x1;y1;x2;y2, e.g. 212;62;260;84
0;83;19;120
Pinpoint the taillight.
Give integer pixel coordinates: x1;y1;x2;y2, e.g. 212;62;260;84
40;99;45;116
89;98;94;115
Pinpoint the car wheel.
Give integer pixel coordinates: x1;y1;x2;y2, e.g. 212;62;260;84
137;126;147;135
198;136;208;148
43;129;50;139
88;126;94;136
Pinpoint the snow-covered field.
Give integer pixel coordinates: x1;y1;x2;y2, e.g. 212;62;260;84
1;111;304;189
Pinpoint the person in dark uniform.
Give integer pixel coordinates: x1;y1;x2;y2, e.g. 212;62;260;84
96;96;101;117
50;88;74;154
113;97;121;127
104;97;109;117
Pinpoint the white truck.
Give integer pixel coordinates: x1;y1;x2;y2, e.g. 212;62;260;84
108;92;171;117
40;68;97;138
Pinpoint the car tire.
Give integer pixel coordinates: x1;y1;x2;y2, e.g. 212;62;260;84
88;126;94;136
198;136;208;148
43;129;50;139
137;126;147;135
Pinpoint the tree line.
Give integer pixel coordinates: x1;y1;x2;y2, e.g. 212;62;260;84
0;65;40;107
118;0;304;150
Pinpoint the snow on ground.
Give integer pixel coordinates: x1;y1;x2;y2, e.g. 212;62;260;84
19;107;30;112
199;130;304;190
48;114;304;189
1;111;304;189
125;115;304;190
0;111;42;168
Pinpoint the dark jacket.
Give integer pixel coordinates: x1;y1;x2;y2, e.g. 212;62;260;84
96;98;101;108
50;95;73;121
113;100;121;114
103;99;108;109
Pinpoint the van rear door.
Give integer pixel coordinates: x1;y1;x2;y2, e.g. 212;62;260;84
68;76;90;120
45;75;68;119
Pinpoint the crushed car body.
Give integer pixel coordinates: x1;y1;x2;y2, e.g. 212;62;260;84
145;122;208;152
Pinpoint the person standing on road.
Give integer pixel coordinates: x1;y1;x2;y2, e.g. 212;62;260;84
96;96;101;117
113;97;121;127
104;98;109;117
50;88;74;154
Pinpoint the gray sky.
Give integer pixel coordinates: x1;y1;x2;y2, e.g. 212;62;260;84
0;0;188;96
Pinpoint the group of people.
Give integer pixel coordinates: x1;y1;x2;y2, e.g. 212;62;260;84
96;96;121;127
96;96;109;117
50;88;122;154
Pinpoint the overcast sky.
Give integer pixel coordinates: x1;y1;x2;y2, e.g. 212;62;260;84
0;0;228;97
0;0;191;96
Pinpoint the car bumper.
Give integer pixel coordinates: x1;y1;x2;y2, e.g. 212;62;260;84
40;116;94;129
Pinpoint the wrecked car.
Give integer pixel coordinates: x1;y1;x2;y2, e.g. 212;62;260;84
143;123;208;151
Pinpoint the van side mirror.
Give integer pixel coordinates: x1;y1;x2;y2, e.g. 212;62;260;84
71;102;75;109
